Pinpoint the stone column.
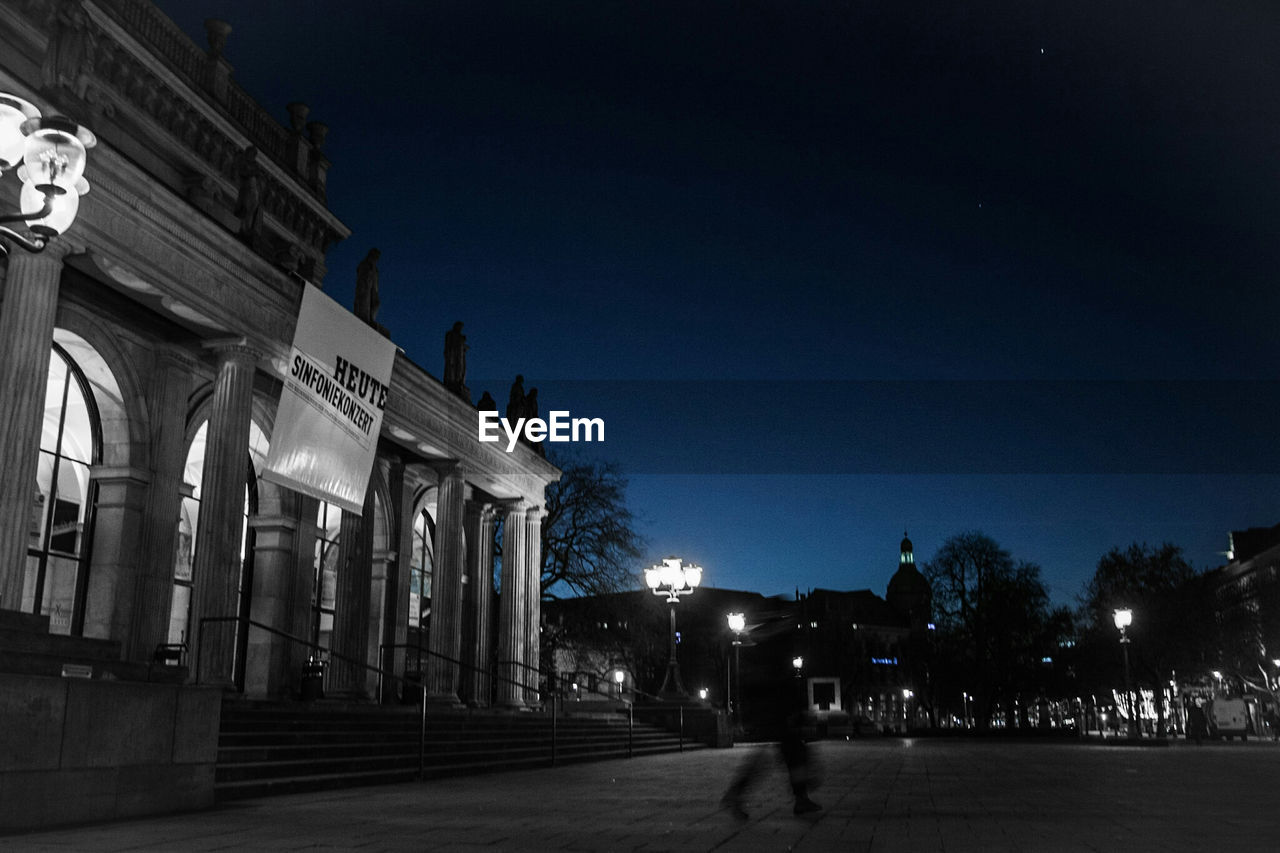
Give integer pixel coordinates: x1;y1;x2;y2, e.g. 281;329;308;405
243;508;302;698
0;247;67;612
127;347;196;661
328;489;373;697
81;469;148;640
464;502;496;706
523;507;544;706
426;464;465;706
380;457;414;704
190;342;258;687
495;501;528;708
288;493;320;676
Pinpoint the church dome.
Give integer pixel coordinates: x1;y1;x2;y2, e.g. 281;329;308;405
888;531;931;618
888;561;930;599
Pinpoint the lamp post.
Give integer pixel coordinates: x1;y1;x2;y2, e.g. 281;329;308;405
0;95;95;255
1113;608;1136;738
645;557;702;699
727;612;745;722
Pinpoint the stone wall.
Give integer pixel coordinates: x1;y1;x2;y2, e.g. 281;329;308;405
0;673;221;831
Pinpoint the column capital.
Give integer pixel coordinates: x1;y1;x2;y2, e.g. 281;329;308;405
203;337;267;364
429;459;465;480
3;239;72;269
500;499;530;516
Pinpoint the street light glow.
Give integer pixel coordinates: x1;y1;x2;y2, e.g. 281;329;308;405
1112;608;1133;630
727;612;745;633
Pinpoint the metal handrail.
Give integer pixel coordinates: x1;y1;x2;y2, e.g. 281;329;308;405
379;643;545;704
198;616;431;778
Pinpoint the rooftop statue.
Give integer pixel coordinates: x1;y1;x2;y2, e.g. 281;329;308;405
354;248;381;327
444;321;468;395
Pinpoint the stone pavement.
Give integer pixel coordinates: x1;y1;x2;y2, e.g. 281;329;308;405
4;738;1278;852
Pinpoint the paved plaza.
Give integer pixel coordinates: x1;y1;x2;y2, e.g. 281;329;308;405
3;738;1277;852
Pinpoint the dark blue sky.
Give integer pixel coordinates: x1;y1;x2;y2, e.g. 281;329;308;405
158;0;1280;603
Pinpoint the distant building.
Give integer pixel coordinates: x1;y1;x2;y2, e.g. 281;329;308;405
544;535;933;735
1209;522;1280;673
794;534;933;732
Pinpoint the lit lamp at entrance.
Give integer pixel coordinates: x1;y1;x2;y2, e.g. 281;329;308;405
0;94;95;254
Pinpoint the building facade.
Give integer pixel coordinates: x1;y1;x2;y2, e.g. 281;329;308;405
1211;523;1280;680
1;1;558;826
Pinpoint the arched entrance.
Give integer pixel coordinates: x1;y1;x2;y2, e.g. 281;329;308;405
168;419;269;689
22;341;101;635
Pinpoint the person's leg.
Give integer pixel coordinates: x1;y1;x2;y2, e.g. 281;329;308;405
781;734;821;814
721;746;766;820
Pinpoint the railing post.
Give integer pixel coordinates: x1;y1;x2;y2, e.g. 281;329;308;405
195;618;205;684
551;692;558;767
628;703;634;758
418;681;428;780
679;705;684;753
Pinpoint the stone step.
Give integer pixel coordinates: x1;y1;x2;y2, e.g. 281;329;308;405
217;728;688;766
213;703;702;801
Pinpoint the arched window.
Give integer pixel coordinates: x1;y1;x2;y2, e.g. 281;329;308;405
168;420;268;657
23;343;100;635
312;500;341;650
410;505;435;631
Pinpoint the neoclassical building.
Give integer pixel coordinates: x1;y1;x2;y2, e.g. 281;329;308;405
1;2;558;822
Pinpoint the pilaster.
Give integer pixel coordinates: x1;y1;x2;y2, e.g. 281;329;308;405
328;489;373;697
0;246;68;612
127;347;196;660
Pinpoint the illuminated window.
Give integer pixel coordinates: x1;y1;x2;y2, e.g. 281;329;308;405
409;505;435;630
23;343;99;635
167;420;266;665
312;500;341;649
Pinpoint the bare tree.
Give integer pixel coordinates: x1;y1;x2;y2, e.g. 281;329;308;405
540;454;645;599
924;531;1062;730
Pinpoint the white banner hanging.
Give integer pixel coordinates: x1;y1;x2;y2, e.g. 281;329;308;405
262;285;397;513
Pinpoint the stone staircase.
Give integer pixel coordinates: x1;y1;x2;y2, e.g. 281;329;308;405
215;701;704;800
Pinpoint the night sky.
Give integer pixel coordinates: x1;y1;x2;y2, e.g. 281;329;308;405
156;0;1280;603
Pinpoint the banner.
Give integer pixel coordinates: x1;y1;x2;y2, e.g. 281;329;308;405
262;285;397;513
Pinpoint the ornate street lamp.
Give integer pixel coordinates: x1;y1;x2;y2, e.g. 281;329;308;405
645;556;702;698
1113;607;1137;737
727;611;745;722
0;94;95;254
